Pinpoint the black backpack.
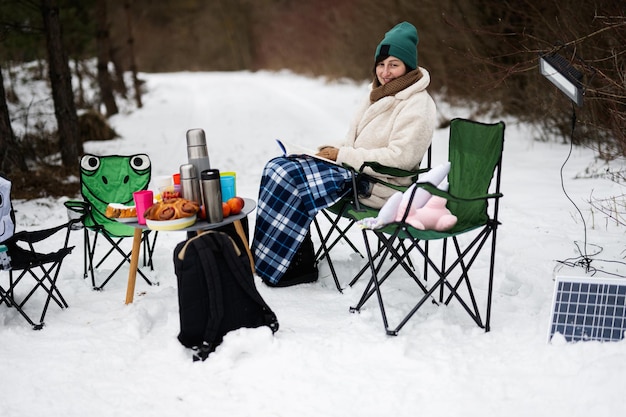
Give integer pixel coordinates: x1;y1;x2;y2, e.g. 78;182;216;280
173;230;279;361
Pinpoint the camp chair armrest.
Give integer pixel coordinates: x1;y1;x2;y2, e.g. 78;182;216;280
7;222;71;245
340;162;426;195
359;161;429;179
64;199;92;226
402;182;502;207
341;162;427;181
359;163;429;192
410;181;503;202
64;200;89;215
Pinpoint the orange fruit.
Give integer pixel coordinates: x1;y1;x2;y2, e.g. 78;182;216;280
222;202;231;217
227;197;244;215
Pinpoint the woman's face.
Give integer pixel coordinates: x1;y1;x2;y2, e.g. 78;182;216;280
376;56;407;85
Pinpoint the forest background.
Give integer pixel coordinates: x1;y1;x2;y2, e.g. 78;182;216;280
0;0;625;199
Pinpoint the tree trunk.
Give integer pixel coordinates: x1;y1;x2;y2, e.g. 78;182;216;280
96;0;118;116
125;0;142;108
41;0;82;168
0;63;28;174
109;45;128;98
73;58;86;108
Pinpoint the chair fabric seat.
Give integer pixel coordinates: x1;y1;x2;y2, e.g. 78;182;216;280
6;245;74;270
343;203;491;240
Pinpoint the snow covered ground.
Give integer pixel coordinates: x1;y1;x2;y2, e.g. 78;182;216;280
1;70;625;416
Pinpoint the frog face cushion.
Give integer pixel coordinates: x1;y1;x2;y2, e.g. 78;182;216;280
80;154;151;234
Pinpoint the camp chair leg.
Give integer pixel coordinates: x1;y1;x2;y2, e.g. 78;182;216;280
313;196;371;292
351;231;428;308
142;231;158;270
439;227;495;329
350;229;441;336
34;261;68;325
17;265;68;311
417;225;496;331
80;219;158;291
438;238;448;303
94;237;123;270
350;230;392;328
357;226;498;335
95;260;155;291
0;283;43;329
423;240;430;282
2;259;69;330
85;229;100;287
312;217;343;292
484;227;498;332
314;211;362;261
387;280;444;336
348;236;418;288
88;229;157;290
399;240;415;271
82;228;89;280
348;237;398;288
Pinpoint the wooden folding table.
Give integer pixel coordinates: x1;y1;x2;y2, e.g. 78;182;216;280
122;198;256;304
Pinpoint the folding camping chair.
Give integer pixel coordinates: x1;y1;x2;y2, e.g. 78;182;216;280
0;174;80;329
350;118;505;335
313;148;431;292
65;154;158;290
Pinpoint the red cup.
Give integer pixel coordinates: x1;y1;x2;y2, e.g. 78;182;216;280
133;190;154;225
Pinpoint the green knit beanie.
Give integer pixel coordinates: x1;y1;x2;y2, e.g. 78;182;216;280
375;22;419;70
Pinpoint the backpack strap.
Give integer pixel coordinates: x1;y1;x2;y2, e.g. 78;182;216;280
212;232;279;334
188;234;226;360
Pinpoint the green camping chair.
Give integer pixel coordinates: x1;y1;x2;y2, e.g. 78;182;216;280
350;118;505;335
65;154;158;290
313;149;431;292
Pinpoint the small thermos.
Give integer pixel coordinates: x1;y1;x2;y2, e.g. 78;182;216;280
200;169;223;223
186;128;211;178
179;164;202;206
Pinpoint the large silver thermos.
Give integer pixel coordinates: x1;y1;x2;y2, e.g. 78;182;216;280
179;163;202;206
186;128;211;176
201;169;223;223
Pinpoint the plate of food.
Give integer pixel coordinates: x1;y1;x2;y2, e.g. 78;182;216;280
146;214;197;231
105;203;138;223
143;198;200;231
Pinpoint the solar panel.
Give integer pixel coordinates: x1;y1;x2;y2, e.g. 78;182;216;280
549;275;626;343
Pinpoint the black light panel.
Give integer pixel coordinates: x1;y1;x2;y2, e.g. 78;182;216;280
539;53;584;107
549;275;626;343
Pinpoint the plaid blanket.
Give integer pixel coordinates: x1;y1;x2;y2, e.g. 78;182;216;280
252;156;352;284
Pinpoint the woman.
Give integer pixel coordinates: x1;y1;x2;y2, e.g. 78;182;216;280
252;21;437;287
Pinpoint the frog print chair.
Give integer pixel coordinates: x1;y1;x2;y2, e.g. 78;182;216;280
65;154;158;290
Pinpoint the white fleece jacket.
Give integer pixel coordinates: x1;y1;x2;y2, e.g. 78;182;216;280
321;67;437;208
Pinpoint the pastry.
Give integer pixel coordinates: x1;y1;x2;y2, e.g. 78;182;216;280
143;198;199;221
105;203;137;219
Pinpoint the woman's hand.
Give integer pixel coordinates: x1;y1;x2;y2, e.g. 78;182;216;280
316;146;339;161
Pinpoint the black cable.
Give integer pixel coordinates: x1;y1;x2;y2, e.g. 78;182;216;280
545;45;626;278
556;102;593;271
554;103;626;278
